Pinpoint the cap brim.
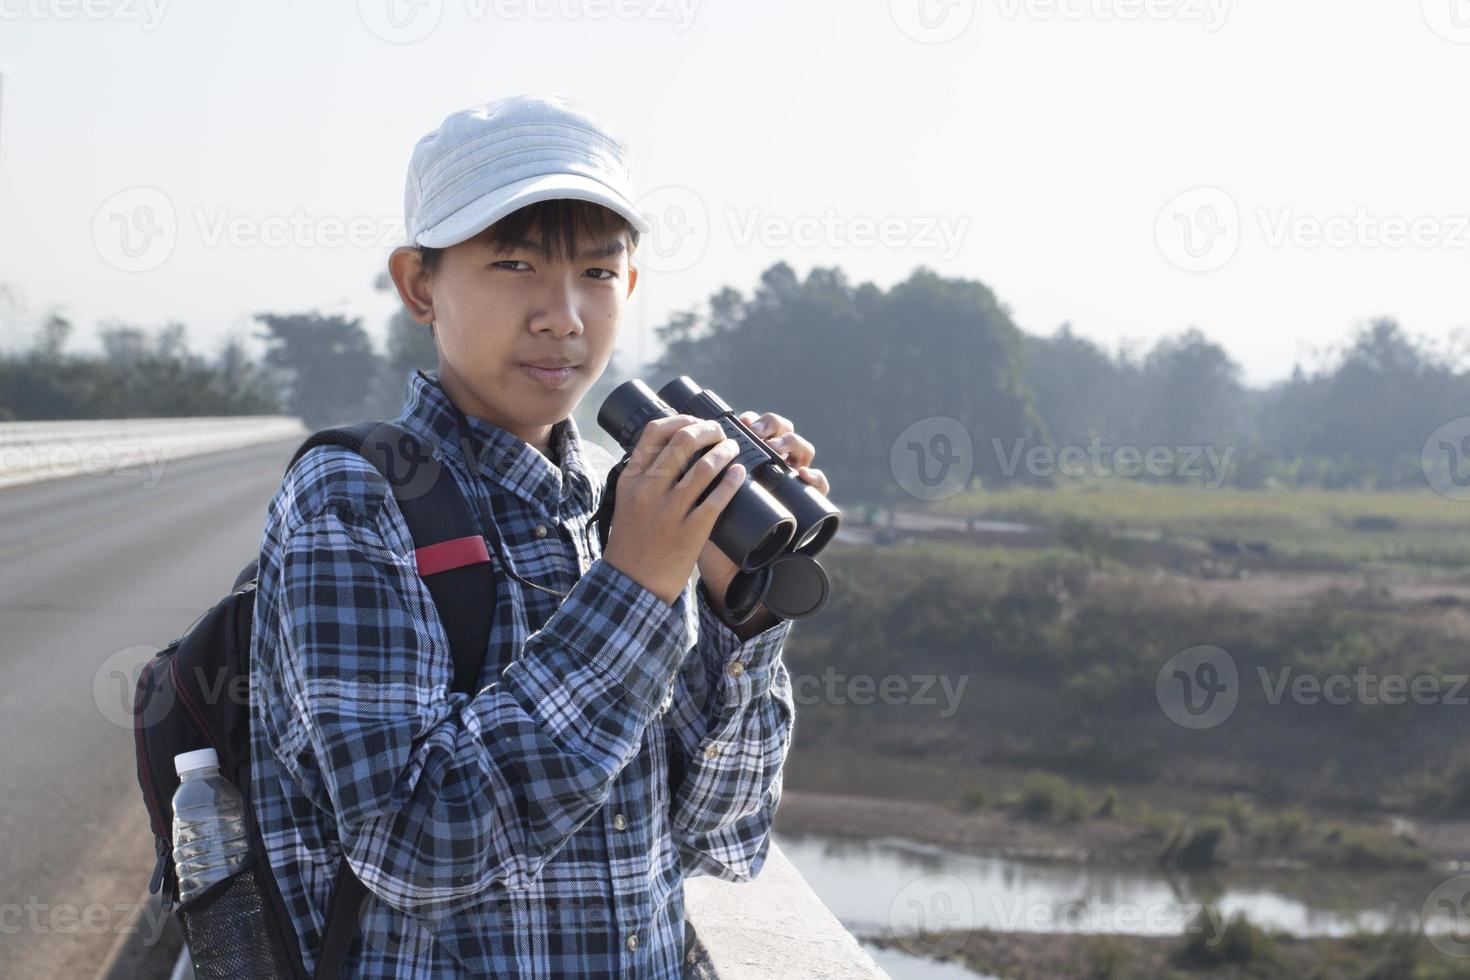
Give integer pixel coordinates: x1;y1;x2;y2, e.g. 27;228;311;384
415;172;651;249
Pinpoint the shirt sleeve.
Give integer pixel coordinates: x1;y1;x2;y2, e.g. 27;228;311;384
660;578;795;883
259;487;692;924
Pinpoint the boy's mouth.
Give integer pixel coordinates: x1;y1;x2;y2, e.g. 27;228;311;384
519;362;579;387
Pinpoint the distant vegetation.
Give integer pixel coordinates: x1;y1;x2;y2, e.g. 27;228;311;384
6;262;1469;496
788;516;1470;823
867;917;1470;980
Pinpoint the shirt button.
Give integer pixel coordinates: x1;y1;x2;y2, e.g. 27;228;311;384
497;455;513;472
704;744;719;760
612;812;627;831
727;660;745;677
534;524;548;538
626;933;639;951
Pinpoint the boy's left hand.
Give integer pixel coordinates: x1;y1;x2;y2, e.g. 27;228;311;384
696;411;830;628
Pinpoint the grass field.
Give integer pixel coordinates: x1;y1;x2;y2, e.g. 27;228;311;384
931;479;1470;569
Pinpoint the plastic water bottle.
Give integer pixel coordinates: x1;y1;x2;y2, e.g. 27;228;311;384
172;748;249;904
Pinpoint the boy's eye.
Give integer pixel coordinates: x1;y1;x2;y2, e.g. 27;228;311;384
489;260;616;280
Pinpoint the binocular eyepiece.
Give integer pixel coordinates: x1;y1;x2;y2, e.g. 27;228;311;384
597;376;841;625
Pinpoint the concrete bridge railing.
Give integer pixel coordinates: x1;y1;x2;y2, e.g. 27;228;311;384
0;416;307;489
683;840;888;978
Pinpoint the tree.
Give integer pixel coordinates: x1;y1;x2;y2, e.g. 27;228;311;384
33;314;72;361
651;263;1041;502
210;335;283;414
255;312;382;427
1136;327;1244;451
1024;324;1125;451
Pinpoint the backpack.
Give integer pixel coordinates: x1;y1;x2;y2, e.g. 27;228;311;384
132;420;510;980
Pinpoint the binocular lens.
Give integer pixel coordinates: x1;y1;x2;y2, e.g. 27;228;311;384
749;522;792;569
598;374;841;624
794;514;840;555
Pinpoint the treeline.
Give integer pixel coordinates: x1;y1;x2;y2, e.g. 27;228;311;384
0;306;439;427
4;263;1464;498
1027;318;1467;491
653;263;1468;498
1;316;281;420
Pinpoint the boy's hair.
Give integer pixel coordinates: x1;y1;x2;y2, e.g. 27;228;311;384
417;198;639;278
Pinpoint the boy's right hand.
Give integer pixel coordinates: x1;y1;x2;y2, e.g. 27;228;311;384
601;414;745;607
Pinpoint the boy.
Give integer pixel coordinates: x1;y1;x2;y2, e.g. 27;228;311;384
248;94;830;978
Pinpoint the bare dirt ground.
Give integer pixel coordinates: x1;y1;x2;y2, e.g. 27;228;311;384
1091;566;1470;619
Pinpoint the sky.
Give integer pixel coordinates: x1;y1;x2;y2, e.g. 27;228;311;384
0;0;1467;387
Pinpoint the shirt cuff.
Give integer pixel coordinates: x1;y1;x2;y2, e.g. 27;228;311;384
539;557;693;713
696;579;792;707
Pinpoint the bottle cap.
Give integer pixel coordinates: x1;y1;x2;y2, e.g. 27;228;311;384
174;748;220;777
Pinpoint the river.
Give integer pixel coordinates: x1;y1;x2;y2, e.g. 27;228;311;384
775;828;1461;979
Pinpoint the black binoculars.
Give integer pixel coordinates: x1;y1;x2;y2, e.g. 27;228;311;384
596;376;841;625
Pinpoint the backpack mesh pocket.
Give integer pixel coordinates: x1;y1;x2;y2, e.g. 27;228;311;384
176;863;297;980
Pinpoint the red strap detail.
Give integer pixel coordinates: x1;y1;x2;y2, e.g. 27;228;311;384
414;535;491;576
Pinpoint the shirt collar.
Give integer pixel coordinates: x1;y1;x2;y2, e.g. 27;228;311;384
396;368;596;521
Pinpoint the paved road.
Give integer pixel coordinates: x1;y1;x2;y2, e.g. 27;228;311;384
0;437;302;980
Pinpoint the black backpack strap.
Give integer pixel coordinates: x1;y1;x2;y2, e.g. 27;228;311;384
287;421;495;979
287;421;495;693
314;865;368;980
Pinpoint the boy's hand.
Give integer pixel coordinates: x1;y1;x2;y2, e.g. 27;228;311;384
697;411;830;630
602;415;746;607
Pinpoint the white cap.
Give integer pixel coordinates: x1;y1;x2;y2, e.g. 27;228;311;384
403;94;650;250
174;748;220;777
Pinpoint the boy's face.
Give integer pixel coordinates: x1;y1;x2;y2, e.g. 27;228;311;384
390;215;638;455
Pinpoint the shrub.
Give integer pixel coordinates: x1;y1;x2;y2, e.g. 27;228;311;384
1262;807;1306;844
1019;770;1089;822
1207;793;1256;835
1310;824;1428;871
957;784;987;812
1176;908;1279;968
1161;819;1228;870
1081;936;1131;979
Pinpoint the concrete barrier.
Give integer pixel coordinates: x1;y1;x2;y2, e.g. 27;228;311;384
146;841;886;980
0;416;307;490
684;840;888;978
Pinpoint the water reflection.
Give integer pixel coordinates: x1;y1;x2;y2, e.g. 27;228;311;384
862;943;998;979
776;829;1450;940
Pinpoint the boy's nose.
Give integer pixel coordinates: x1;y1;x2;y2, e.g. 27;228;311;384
532;291;584;337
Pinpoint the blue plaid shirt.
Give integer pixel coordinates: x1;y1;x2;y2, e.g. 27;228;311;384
248;368;795;978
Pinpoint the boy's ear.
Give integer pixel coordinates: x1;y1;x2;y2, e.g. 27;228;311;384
627;263;638;298
388;246;435;326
